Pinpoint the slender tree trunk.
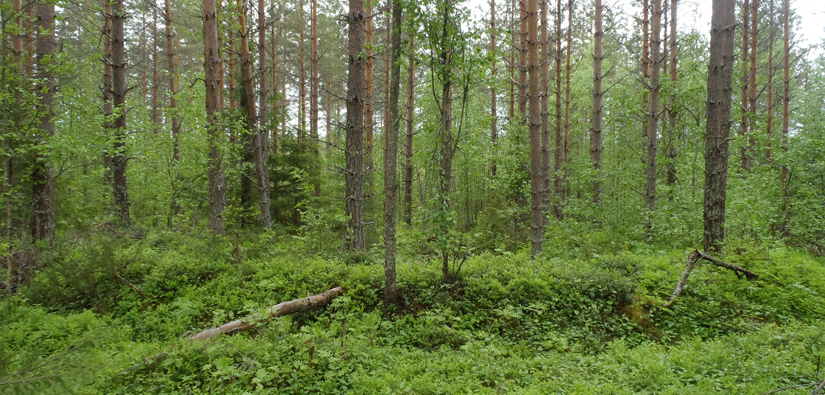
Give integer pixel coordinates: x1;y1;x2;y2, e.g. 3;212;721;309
552;0;563;221
766;0;774;162
528;0;543;258
779;0;790;235
152;10;160;134
229;32;238;123
345;0;367;251
257;0;271;228
540;0;550;211
666;0;678;185
165;0;182;225
643;0;650;79
491;0;498;177
310;0;320;196
518;0;528;115
703;0;736;252
32;0;56;242
739;0;750;170
165;0;180;163
276;23;282;154
103;3;113;187
405;39;415;225
383;0;403;306
203;0;226;235
218;3;225;110
385;14;391;146
311;0;319;144
112;0;130;226
7;0;23;282
747;0;758;167
562;0;572;196
365;3;375;208
439;0;455;282
238;0;258;217
509;0;515;120
642;0;650;158
645;0;661;219
299;0;306;138
592;0;603;201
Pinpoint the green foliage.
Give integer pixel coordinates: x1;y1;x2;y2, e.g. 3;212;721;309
5;232;825;393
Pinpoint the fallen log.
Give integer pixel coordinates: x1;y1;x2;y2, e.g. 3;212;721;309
190;287;344;341
695;250;759;280
663;250;759;307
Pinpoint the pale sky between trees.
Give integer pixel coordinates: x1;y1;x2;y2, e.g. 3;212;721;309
468;0;825;56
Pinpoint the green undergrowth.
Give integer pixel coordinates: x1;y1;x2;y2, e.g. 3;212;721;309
2;232;825;393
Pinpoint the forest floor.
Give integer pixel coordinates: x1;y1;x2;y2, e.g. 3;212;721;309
1;230;824;394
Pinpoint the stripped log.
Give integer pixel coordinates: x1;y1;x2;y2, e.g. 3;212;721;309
664;250;758;307
190;287;344;341
695;250;759;280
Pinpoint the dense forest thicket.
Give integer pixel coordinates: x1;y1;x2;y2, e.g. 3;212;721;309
1;0;825;392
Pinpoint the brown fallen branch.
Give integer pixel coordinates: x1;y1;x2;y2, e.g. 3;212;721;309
695;250;759;280
116;274;148;299
664;250;759;307
813;378;825;395
189;287;344;341
760;383;818;395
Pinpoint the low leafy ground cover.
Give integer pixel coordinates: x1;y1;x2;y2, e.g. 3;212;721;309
2;232;824;394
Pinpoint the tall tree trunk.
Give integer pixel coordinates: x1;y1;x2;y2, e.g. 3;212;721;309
739;0;750;170
562;0;572;196
552;0;563;221
311;0;319;144
383;0;403;306
642;0;650;159
165;0;181;225
276;23;282;154
779;0;790;235
203;0;226;235
103;3;113;187
112;0;130;226
384;12;391;154
592;0;603;201
645;0;661;221
528;0;543;258
518;0;528;115
665;0;678;185
405;39;415;225
218;3;225;110
7;0;23;282
32;0;56;242
229;30;238;121
747;0;758;168
643;0;650;79
299;0;306;138
540;0;550;211
152;10;160;134
165;0;180;162
491;0;498;177
310;0;320;196
703;0;736;252
345;0;367;251
238;0;258;218
438;0;455;282
509;0;515;120
257;0;271;228
365;3;375;210
766;0;774;162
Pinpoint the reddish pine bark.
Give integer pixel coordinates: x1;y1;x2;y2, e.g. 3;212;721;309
703;0;736;252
